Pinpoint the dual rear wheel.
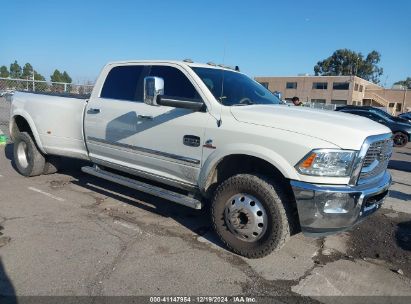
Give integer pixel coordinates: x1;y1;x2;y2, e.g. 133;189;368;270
13;132;60;177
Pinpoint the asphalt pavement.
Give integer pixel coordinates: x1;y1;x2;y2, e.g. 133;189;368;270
0;131;410;302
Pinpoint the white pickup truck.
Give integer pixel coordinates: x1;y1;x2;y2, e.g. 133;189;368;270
9;60;393;258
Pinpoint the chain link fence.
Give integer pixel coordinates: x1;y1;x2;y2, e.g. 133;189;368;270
0;96;11;140
0;77;94;98
0;78;94;140
284;102;337;110
304;103;337;111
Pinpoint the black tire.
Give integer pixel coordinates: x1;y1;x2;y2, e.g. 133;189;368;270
393;132;408;147
13;132;45;177
43;156;61;175
211;174;292;258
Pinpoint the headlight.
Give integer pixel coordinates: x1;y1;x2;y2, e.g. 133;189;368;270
296;149;357;177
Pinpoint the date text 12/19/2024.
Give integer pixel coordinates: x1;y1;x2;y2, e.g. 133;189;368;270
149;296;257;303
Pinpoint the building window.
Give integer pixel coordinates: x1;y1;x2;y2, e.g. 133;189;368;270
354;83;359;91
396;104;402;111
286;82;297;89
359;85;363;92
331;99;347;105
259;82;269;89
311;99;326;104
333;82;349;90
312;82;328;90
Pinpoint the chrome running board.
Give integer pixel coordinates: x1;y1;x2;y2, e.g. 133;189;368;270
81;165;202;210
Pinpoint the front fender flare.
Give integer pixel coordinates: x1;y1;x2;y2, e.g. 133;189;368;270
198;143;299;192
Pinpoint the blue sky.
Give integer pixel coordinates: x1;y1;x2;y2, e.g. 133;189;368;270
1;0;410;86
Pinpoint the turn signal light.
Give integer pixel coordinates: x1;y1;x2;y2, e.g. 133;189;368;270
300;153;316;168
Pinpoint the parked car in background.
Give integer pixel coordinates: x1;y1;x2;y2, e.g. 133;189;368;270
0;89;14;97
0;90;15;102
336;107;411;147
399;112;411;123
337;105;411;124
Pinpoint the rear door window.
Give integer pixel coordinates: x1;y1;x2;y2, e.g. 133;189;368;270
100;65;147;101
101;64;201;102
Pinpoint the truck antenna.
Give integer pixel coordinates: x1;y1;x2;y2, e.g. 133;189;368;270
217;39;227;127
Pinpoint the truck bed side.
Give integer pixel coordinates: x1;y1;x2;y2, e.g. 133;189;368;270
10;92;89;159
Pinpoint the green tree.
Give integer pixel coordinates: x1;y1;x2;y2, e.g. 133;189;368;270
50;69;72;83
62;71;73;93
61;71;72;83
19;63;47;92
50;69;65;92
50;69;63;82
33;71;48;92
394;77;411;89
34;71;45;81
21;63;34;79
0;65;9;78
314;49;383;84
9;60;22;79
50;69;72;92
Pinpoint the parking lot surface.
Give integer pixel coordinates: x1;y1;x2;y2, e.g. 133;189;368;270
0;121;410;302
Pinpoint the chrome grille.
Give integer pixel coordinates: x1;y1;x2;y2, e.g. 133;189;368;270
359;138;393;181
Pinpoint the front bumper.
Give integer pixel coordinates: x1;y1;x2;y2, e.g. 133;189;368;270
291;171;391;236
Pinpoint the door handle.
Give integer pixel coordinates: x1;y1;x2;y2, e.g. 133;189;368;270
88;108;101;114
183;135;200;147
138;115;153;120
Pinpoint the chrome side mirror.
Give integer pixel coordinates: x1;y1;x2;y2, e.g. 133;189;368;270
144;76;164;106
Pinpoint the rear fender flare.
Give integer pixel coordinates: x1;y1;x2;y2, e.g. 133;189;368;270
11;110;46;154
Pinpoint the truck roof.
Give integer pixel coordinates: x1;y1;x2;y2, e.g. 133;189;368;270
105;60;240;72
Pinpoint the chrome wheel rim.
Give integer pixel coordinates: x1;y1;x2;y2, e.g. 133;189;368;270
17;141;29;169
224;193;268;242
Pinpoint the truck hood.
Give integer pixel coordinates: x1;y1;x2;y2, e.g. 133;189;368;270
230;105;391;149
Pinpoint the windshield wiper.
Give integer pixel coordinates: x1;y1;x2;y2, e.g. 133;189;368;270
232;101;255;106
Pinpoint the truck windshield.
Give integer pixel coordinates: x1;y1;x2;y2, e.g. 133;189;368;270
191;67;281;106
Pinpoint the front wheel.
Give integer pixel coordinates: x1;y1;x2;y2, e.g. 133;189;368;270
393;132;408;147
211;174;292;258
